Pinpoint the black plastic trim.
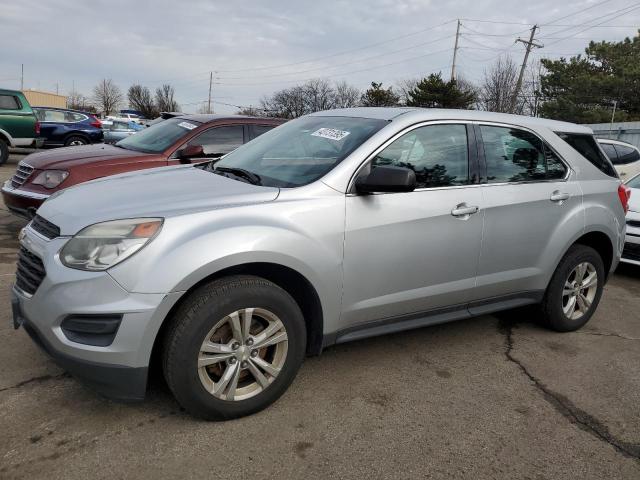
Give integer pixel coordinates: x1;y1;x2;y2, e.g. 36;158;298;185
323;290;544;348
61;314;123;347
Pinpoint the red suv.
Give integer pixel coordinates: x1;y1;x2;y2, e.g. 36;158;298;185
2;115;284;218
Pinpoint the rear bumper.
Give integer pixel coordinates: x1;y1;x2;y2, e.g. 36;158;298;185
1;180;48;218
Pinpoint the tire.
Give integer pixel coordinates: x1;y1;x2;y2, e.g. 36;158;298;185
540;244;605;332
162;275;306;420
64;135;88;147
0;138;8;165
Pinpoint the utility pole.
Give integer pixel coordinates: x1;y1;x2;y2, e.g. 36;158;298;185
207;71;213;114
20;64;24;90
450;19;461;81
509;25;542;113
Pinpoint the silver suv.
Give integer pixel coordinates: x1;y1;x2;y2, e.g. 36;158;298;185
12;108;629;420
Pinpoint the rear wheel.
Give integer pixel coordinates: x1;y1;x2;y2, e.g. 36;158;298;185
0;139;8;165
162;275;306;420
64;135;88;147
540;245;604;331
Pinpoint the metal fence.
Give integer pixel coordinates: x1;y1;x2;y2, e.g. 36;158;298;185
582;122;640;149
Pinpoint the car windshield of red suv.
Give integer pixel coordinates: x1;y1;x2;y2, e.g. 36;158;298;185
116;118;202;153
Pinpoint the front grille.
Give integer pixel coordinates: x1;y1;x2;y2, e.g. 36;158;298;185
622;242;640;262
30;215;60;239
16;246;46;295
10;162;34;188
627;219;640;229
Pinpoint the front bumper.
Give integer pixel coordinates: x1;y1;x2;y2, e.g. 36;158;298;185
621;210;640;266
12;223;183;401
1;180;49;218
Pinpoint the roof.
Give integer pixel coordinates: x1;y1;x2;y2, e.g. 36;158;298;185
310;107;592;134
175;114;281;124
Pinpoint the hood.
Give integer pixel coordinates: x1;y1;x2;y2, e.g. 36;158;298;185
37;165;280;235
22;144;153;169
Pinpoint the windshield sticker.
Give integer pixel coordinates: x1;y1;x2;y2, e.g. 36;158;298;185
311;128;350;141
178;121;198;130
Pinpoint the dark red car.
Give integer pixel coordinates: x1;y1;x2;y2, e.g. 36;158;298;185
2;114;284;218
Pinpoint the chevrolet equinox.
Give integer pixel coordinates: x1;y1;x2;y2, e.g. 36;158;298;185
12;108;629;420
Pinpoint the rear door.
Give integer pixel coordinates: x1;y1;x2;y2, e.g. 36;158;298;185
473;123;582;301
341;122;484;327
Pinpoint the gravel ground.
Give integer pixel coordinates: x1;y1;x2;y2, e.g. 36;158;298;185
0;150;638;479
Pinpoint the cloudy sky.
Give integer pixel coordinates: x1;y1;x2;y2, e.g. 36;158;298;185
1;0;638;114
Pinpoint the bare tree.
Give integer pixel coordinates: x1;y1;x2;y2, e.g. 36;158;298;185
155;84;180;112
479;56;520;113
303;78;335;112
333;81;360;108
92;79;123;115
521;59;544;117
396;78;420;105
67;89;94;112
128;84;157;118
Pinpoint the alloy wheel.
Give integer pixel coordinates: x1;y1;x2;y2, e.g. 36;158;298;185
197;308;288;401
562;262;598;320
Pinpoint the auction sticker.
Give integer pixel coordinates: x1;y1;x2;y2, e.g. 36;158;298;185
178;121;198;130
311;128;350;141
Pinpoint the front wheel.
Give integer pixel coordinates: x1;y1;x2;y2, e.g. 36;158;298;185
0;139;8;165
162;275;306;420
540;244;605;332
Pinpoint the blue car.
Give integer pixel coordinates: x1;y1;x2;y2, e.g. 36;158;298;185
33;107;104;147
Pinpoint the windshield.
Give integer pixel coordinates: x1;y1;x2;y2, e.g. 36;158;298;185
116;117;201;153
628;174;640;189
214;116;387;187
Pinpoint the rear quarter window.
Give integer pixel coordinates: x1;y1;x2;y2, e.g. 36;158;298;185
0;95;21;110
555;132;617;178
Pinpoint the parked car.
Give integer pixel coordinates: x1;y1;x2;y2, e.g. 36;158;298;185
102;119;144;144
621;172;640;266
597;138;640;179
12;108;628;420
0;88;41;164
106;112;144;124
1;114;284;218
33;107;104;147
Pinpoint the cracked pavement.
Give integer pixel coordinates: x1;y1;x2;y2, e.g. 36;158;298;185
1;151;639;479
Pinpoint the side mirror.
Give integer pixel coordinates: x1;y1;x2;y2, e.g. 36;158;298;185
177;144;204;162
355;165;416;194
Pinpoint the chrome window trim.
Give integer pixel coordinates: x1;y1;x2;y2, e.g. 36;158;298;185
346;120;477;195
475;121;572;184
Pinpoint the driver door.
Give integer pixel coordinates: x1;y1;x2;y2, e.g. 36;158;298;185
341;123;484;328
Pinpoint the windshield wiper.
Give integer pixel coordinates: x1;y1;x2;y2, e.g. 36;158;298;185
213;166;262;185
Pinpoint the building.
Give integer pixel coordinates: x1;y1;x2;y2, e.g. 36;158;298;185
583;121;640;149
22;89;67;109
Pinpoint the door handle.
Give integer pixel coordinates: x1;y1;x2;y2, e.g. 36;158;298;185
451;203;479;217
550;191;570;203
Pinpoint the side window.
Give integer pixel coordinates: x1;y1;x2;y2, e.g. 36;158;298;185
43;110;66;122
555;132;617;178
613;144;640;165
480;125;566;183
34;109;46;121
0;95;20;110
370;124;469;188
250;124;274;140
600;143;618;162
188;125;244;156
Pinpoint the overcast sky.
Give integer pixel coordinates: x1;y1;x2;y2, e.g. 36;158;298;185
1;0;638;114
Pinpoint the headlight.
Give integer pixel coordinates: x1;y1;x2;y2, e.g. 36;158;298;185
31;170;69;189
60;218;163;271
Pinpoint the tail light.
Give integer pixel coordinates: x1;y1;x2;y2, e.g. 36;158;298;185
618;184;631;213
35;121;40;136
90;116;102;128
